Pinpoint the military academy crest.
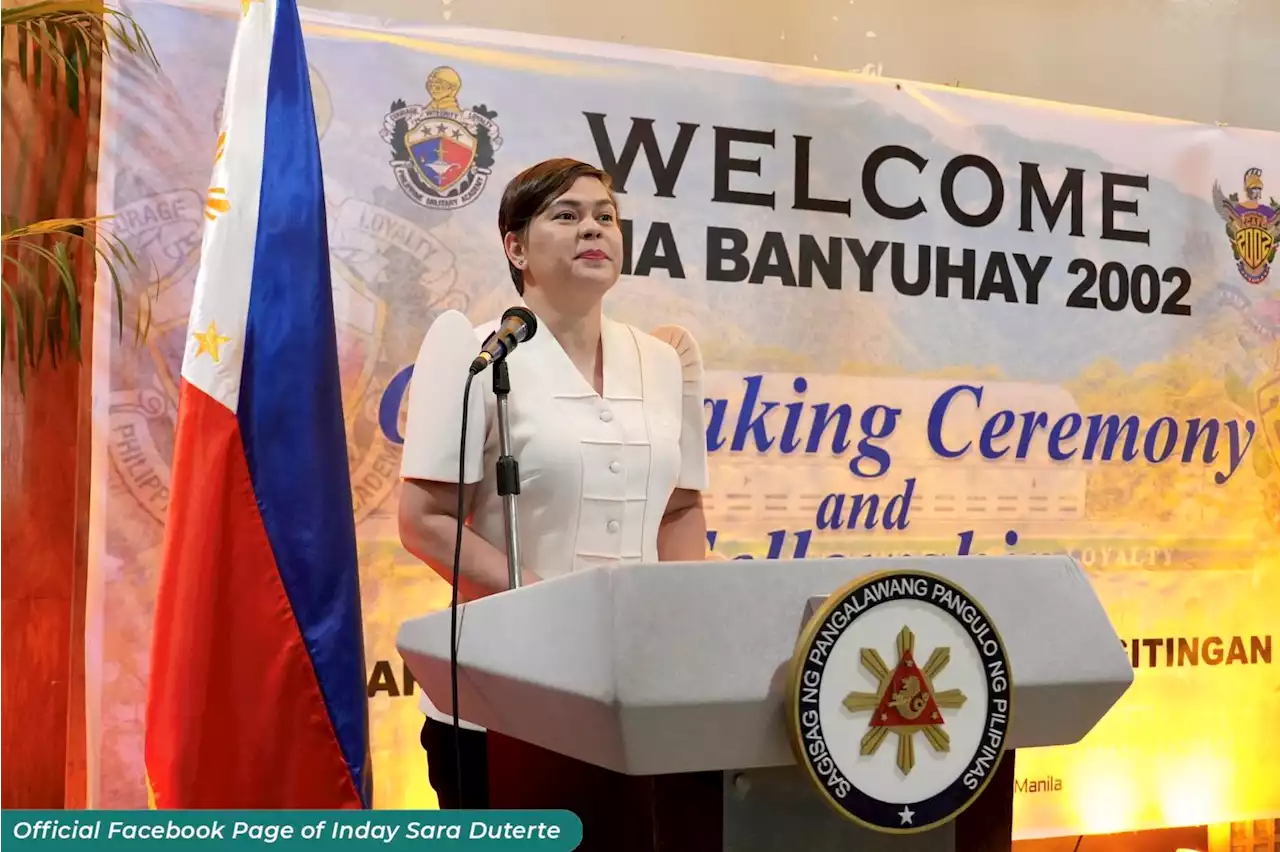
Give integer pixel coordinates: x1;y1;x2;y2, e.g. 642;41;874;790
381;66;502;211
787;570;1012;834
1212;167;1280;496
1214;168;1280;285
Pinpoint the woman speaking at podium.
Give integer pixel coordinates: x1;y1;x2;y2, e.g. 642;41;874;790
397;158;711;810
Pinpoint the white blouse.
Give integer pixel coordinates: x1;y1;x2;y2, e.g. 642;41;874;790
400;307;710;727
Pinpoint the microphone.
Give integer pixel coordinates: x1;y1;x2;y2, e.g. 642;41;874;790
469;307;538;375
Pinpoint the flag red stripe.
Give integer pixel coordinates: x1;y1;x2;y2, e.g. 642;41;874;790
144;381;361;808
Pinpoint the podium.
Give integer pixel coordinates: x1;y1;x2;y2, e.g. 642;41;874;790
396;555;1133;852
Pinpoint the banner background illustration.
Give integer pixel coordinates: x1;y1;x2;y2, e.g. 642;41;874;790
90;0;1279;838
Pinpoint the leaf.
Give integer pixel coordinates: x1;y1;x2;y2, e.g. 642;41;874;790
2;279;29;391
2;214;153;387
1;3;160;393
51;239;74;358
92;231;126;341
3;1;160;116
54;240;81;356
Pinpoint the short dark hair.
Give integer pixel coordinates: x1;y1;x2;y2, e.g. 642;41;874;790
497;158;616;295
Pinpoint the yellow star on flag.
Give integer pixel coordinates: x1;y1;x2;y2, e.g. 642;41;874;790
193;320;231;363
241;0;263;16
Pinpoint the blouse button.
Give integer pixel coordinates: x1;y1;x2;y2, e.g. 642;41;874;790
609;461;622;474
599;409;614;423
606;519;620;534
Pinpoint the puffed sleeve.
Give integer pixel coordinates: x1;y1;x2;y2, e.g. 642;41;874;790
400;310;489;484
651;324;710;492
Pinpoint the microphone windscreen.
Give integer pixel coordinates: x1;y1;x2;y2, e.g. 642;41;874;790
502;306;538;341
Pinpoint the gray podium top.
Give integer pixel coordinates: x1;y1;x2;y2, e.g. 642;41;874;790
396;555;1133;776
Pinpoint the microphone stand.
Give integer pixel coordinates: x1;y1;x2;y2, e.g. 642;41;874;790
492;360;523;589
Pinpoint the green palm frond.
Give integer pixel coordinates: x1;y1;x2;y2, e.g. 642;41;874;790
1;215;154;392
2;0;158;115
2;2;161;394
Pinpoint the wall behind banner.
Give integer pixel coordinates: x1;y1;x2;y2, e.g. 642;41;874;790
303;0;1280;132
90;0;1279;839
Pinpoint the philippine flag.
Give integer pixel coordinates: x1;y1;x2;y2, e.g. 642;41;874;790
143;0;371;809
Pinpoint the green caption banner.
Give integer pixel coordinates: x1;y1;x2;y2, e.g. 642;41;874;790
2;812;582;850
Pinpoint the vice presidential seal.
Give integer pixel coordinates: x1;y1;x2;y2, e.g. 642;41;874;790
787;570;1012;834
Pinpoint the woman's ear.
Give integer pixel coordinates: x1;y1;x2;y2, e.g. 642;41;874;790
504;231;527;271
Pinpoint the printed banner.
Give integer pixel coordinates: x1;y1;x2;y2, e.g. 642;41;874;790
92;0;1279;838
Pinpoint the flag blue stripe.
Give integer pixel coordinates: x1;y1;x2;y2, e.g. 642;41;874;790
235;0;371;807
